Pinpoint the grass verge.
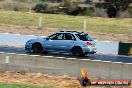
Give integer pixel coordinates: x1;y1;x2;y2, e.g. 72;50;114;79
0;10;132;34
0;83;53;88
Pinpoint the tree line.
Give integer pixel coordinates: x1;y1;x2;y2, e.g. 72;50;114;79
33;0;132;17
0;0;132;17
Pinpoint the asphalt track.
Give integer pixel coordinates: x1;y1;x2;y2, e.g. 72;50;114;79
0;46;132;63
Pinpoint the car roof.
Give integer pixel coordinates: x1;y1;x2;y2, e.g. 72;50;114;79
56;31;85;34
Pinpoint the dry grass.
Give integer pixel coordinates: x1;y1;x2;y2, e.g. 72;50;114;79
0;71;131;88
0;83;52;88
0;10;132;34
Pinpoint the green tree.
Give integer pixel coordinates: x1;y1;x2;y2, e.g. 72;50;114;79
104;0;132;17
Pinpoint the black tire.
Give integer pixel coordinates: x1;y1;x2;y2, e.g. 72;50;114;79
43;51;48;54
32;43;43;54
71;47;85;57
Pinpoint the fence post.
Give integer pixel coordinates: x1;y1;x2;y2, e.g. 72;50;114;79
83;19;87;32
5;56;9;64
38;17;42;28
29;5;32;13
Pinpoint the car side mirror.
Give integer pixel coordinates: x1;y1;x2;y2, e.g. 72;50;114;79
46;37;49;40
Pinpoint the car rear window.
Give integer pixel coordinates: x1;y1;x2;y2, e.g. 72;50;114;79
76;34;93;41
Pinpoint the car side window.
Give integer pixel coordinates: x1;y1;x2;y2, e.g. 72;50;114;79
50;33;64;40
64;34;75;40
49;34;57;39
57;34;64;40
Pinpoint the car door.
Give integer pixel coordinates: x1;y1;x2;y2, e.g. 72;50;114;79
62;33;75;51
44;33;58;51
44;33;75;52
50;33;65;51
44;33;65;51
53;33;75;51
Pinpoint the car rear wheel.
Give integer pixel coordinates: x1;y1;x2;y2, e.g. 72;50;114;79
71;47;85;57
32;43;43;54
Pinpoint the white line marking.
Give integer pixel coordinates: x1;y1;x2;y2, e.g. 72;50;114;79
55;57;65;59
0;52;6;54
66;58;76;60
112;62;123;64
80;59;91;61
43;56;54;58
105;41;111;42
101;61;112;63
0;32;45;37
6;53;16;55
29;55;41;57
41;36;46;37
92;60;102;61
29;35;35;36
125;63;132;65
19;54;28;56
2;33;9;34
15;34;20;35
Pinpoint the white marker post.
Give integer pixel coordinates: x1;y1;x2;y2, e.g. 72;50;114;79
38;17;42;28
29;5;32;13
83;19;87;32
5;56;9;64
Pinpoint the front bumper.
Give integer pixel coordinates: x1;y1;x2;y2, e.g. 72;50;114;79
25;47;31;51
25;44;32;51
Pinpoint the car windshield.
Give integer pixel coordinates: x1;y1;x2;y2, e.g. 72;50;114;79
76;34;93;41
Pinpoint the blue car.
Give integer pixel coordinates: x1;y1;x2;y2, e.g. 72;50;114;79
25;31;97;56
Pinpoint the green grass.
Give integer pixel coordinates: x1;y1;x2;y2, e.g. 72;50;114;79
0;10;132;34
0;83;53;88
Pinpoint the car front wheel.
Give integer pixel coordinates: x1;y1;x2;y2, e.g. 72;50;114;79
32;43;43;54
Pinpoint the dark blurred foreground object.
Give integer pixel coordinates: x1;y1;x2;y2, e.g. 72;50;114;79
79;77;91;86
118;42;132;55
